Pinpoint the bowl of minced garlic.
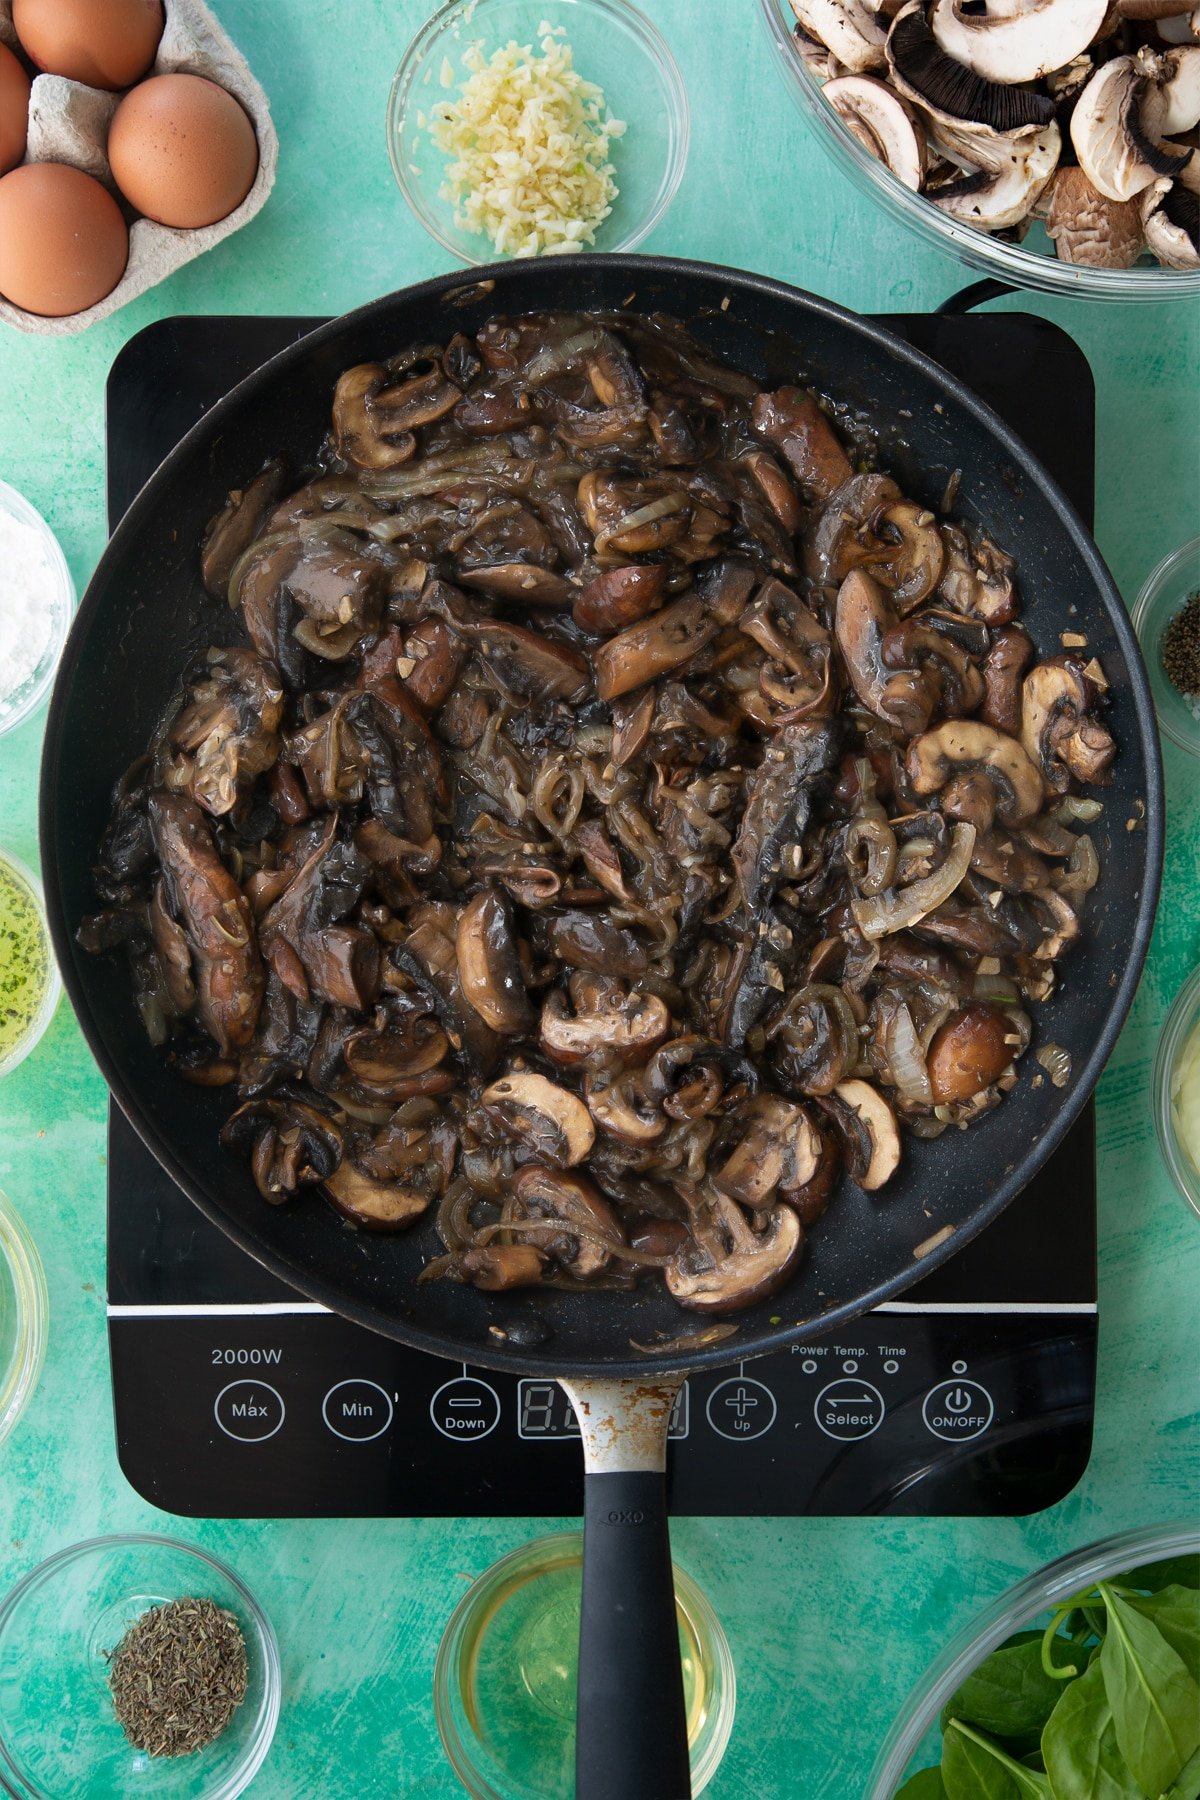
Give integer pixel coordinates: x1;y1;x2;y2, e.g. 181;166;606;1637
388;0;689;261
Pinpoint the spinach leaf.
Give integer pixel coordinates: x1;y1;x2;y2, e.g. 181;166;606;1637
942;1720;1051;1799
1041;1658;1142;1800
1120;1557;1200;1597
1098;1583;1200;1797
896;1770;950;1798
1128;1586;1200;1685
942;1637;1066;1739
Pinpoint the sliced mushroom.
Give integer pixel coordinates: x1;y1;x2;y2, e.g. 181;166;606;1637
881;618;986;715
573;564;669;634
540;982;671;1066
342;1016;452;1099
929;0;1108;85
324;1161;431;1230
713;1095;823;1208
584;1066;669;1144
809;474;902;586
830;1079;902;1189
866;500;946;610
1141;174;1200;262
456;888;535;1034
835;570;937;734
509;1164;625;1279
1071;53;1194;200
1155;42;1200;131
790;0;888;72
200;459;288;598
1021;658;1116;790
981;626;1035;734
482;1071;597;1167
750;388;854;501
221;1096;342;1203
908;719;1045;825
304;924;380;1009
666;1195;803;1314
149;878;196;1016
926;1004;1014;1102
928;122;1061;231
937;525;1017;625
332;364;417;470
451;1244;548;1291
824;75;928;189
459;564;573;607
887;4;1057;131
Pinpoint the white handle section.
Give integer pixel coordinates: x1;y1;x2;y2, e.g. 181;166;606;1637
559;1375;685;1475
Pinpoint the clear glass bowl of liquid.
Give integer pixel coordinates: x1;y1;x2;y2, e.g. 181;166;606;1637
0;848;61;1080
0;1187;48;1447
433;1531;736;1798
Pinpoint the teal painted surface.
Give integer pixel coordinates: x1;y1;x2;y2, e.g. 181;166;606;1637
0;3;1197;1792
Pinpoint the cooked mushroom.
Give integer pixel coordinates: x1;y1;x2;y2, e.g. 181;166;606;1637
325;1160;433;1230
937;525;1017;624
791;0;888;72
572;564;669;634
482;1071;597;1167
713;1095;823;1208
666;1195;804;1313
750;388;854;500
926;1003;1015;1102
836;570;937;733
829;1079;903;1189
149;792;264;1057
929;0;1108;85
332;363;418;470
201;459;288;598
980;626;1035;734
508;1163;625;1278
824;75;928;188
221;1095;342;1202
866;500;946;611
1071;52;1194;199
540;981;670;1065
456;888;535;1034
1021;658;1116;789
908;719;1045;824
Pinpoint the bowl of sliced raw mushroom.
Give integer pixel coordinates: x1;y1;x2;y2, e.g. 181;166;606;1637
759;0;1200;297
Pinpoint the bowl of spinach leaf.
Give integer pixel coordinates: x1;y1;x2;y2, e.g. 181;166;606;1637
869;1524;1200;1799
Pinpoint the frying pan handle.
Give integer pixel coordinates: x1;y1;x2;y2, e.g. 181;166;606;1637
936;279;1016;315
560;1376;692;1800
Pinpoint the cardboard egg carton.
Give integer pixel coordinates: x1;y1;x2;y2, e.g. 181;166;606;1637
0;0;277;335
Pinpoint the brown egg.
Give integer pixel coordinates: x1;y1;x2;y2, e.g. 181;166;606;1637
12;0;164;92
107;73;257;230
0;162;128;315
0;45;32;177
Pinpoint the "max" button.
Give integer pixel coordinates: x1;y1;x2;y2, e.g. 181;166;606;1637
214;1379;285;1442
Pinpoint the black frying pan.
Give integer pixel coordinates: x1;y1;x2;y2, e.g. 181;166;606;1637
40;258;1162;1800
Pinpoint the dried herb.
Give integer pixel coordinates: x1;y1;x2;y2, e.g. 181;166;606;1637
105;1596;249;1758
1162;588;1200;700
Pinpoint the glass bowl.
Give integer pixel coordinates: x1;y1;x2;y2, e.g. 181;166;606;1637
0;1536;281;1799
1132;536;1200;758
1153;964;1200;1220
387;0;689;263
0;483;75;739
0;1188;48;1448
434;1531;736;1799
0;848;62;1081
758;0;1200;304
867;1521;1200;1795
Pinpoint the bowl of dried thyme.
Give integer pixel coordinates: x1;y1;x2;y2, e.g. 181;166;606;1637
1132;536;1200;759
0;1534;280;1795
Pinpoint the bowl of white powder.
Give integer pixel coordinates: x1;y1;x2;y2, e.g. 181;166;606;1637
0;483;75;739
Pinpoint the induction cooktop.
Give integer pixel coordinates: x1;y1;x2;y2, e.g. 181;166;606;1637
104;309;1099;1522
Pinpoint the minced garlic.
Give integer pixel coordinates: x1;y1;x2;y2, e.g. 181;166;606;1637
428;25;625;258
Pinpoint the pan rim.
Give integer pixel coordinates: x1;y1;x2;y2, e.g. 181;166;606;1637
39;255;1164;1376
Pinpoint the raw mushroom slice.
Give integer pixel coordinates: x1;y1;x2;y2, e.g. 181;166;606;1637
823;76;929;188
1141;174;1200;262
929;121;1061;229
1156;7;1200;41
1071;53;1195;199
929;0;1109;85
790;0;888;73
887;3;1057;130
1155;43;1200;132
1041;165;1146;264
